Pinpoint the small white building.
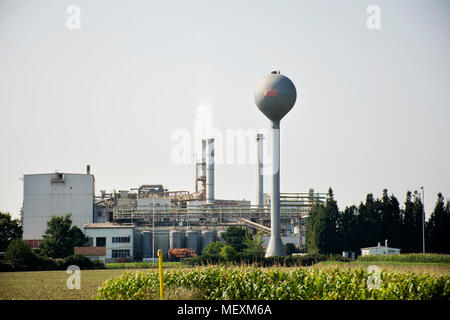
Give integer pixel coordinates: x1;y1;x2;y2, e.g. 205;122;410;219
83;223;134;263
361;240;401;256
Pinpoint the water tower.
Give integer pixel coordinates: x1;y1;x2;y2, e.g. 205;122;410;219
254;71;297;257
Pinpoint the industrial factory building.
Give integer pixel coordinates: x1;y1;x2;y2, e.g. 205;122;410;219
23;170;95;241
22;137;327;261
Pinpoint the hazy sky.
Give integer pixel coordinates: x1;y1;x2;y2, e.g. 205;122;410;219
1;0;449;220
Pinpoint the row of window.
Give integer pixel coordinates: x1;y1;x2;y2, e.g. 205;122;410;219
112;249;130;258
112;236;130;243
92;236;131;247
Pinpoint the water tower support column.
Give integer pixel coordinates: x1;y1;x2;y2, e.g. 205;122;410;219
265;120;285;257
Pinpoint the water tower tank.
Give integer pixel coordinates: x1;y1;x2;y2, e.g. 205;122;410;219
254;71;297;122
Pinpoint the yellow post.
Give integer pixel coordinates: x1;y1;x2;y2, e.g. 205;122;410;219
158;249;163;299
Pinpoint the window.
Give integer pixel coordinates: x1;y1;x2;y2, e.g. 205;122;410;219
96;237;106;247
112;236;130;243
112;249;130;258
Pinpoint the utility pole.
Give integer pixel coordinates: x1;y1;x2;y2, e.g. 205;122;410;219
421;186;425;254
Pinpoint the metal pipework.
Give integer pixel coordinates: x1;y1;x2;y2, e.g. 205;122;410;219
256;133;264;208
206;138;215;204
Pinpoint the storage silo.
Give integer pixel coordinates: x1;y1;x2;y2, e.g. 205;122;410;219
202;230;216;251
141;231;152;259
134;230;143;260
153;230;170;259
170;230;185;249
185;230;202;255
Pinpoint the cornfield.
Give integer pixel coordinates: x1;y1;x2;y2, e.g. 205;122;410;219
97;266;450;300
357;254;450;264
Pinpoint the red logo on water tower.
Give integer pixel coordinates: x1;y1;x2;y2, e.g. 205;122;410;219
264;89;278;97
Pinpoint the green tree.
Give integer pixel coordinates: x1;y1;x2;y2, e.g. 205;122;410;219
305;203;321;254
222;226;250;252
337;205;358;252
242;233;265;259
202;241;225;257
306;188;340;254
411;191;425;252
379;189;402;249
5;239;36;270
220;245;238;262
401;191;416;253
39;214;88;258
426;193;450;253
0;212;23;252
356;193;382;249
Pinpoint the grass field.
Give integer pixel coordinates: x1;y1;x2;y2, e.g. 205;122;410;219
1;262;449;300
0;269;136;300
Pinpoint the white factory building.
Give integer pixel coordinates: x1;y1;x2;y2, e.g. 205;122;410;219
23;170;94;241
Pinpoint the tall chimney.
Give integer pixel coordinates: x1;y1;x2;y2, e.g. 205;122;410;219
256;134;264;207
87;164;91;175
206;138;215;204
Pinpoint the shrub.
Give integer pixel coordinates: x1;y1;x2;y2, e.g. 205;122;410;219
5;239;37;270
63;254;104;270
285;243;301;255
220;245;238;262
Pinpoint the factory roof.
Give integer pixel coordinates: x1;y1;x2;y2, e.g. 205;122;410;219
84;223;134;229
360;246;400;250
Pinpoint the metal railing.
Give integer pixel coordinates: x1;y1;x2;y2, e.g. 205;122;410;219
113;204;312;221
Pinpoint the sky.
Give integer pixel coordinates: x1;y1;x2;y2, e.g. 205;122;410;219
0;0;449;220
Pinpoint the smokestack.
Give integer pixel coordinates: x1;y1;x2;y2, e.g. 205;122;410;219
206;138;215;204
202;139;206;165
86;164;91;175
256;134;264;207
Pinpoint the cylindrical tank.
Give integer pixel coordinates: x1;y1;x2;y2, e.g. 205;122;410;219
185;230;202;255
134;230;142;260
202;230;217;251
170;230;185;249
141;231;152;259
153;230;170;259
217;230;226;242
